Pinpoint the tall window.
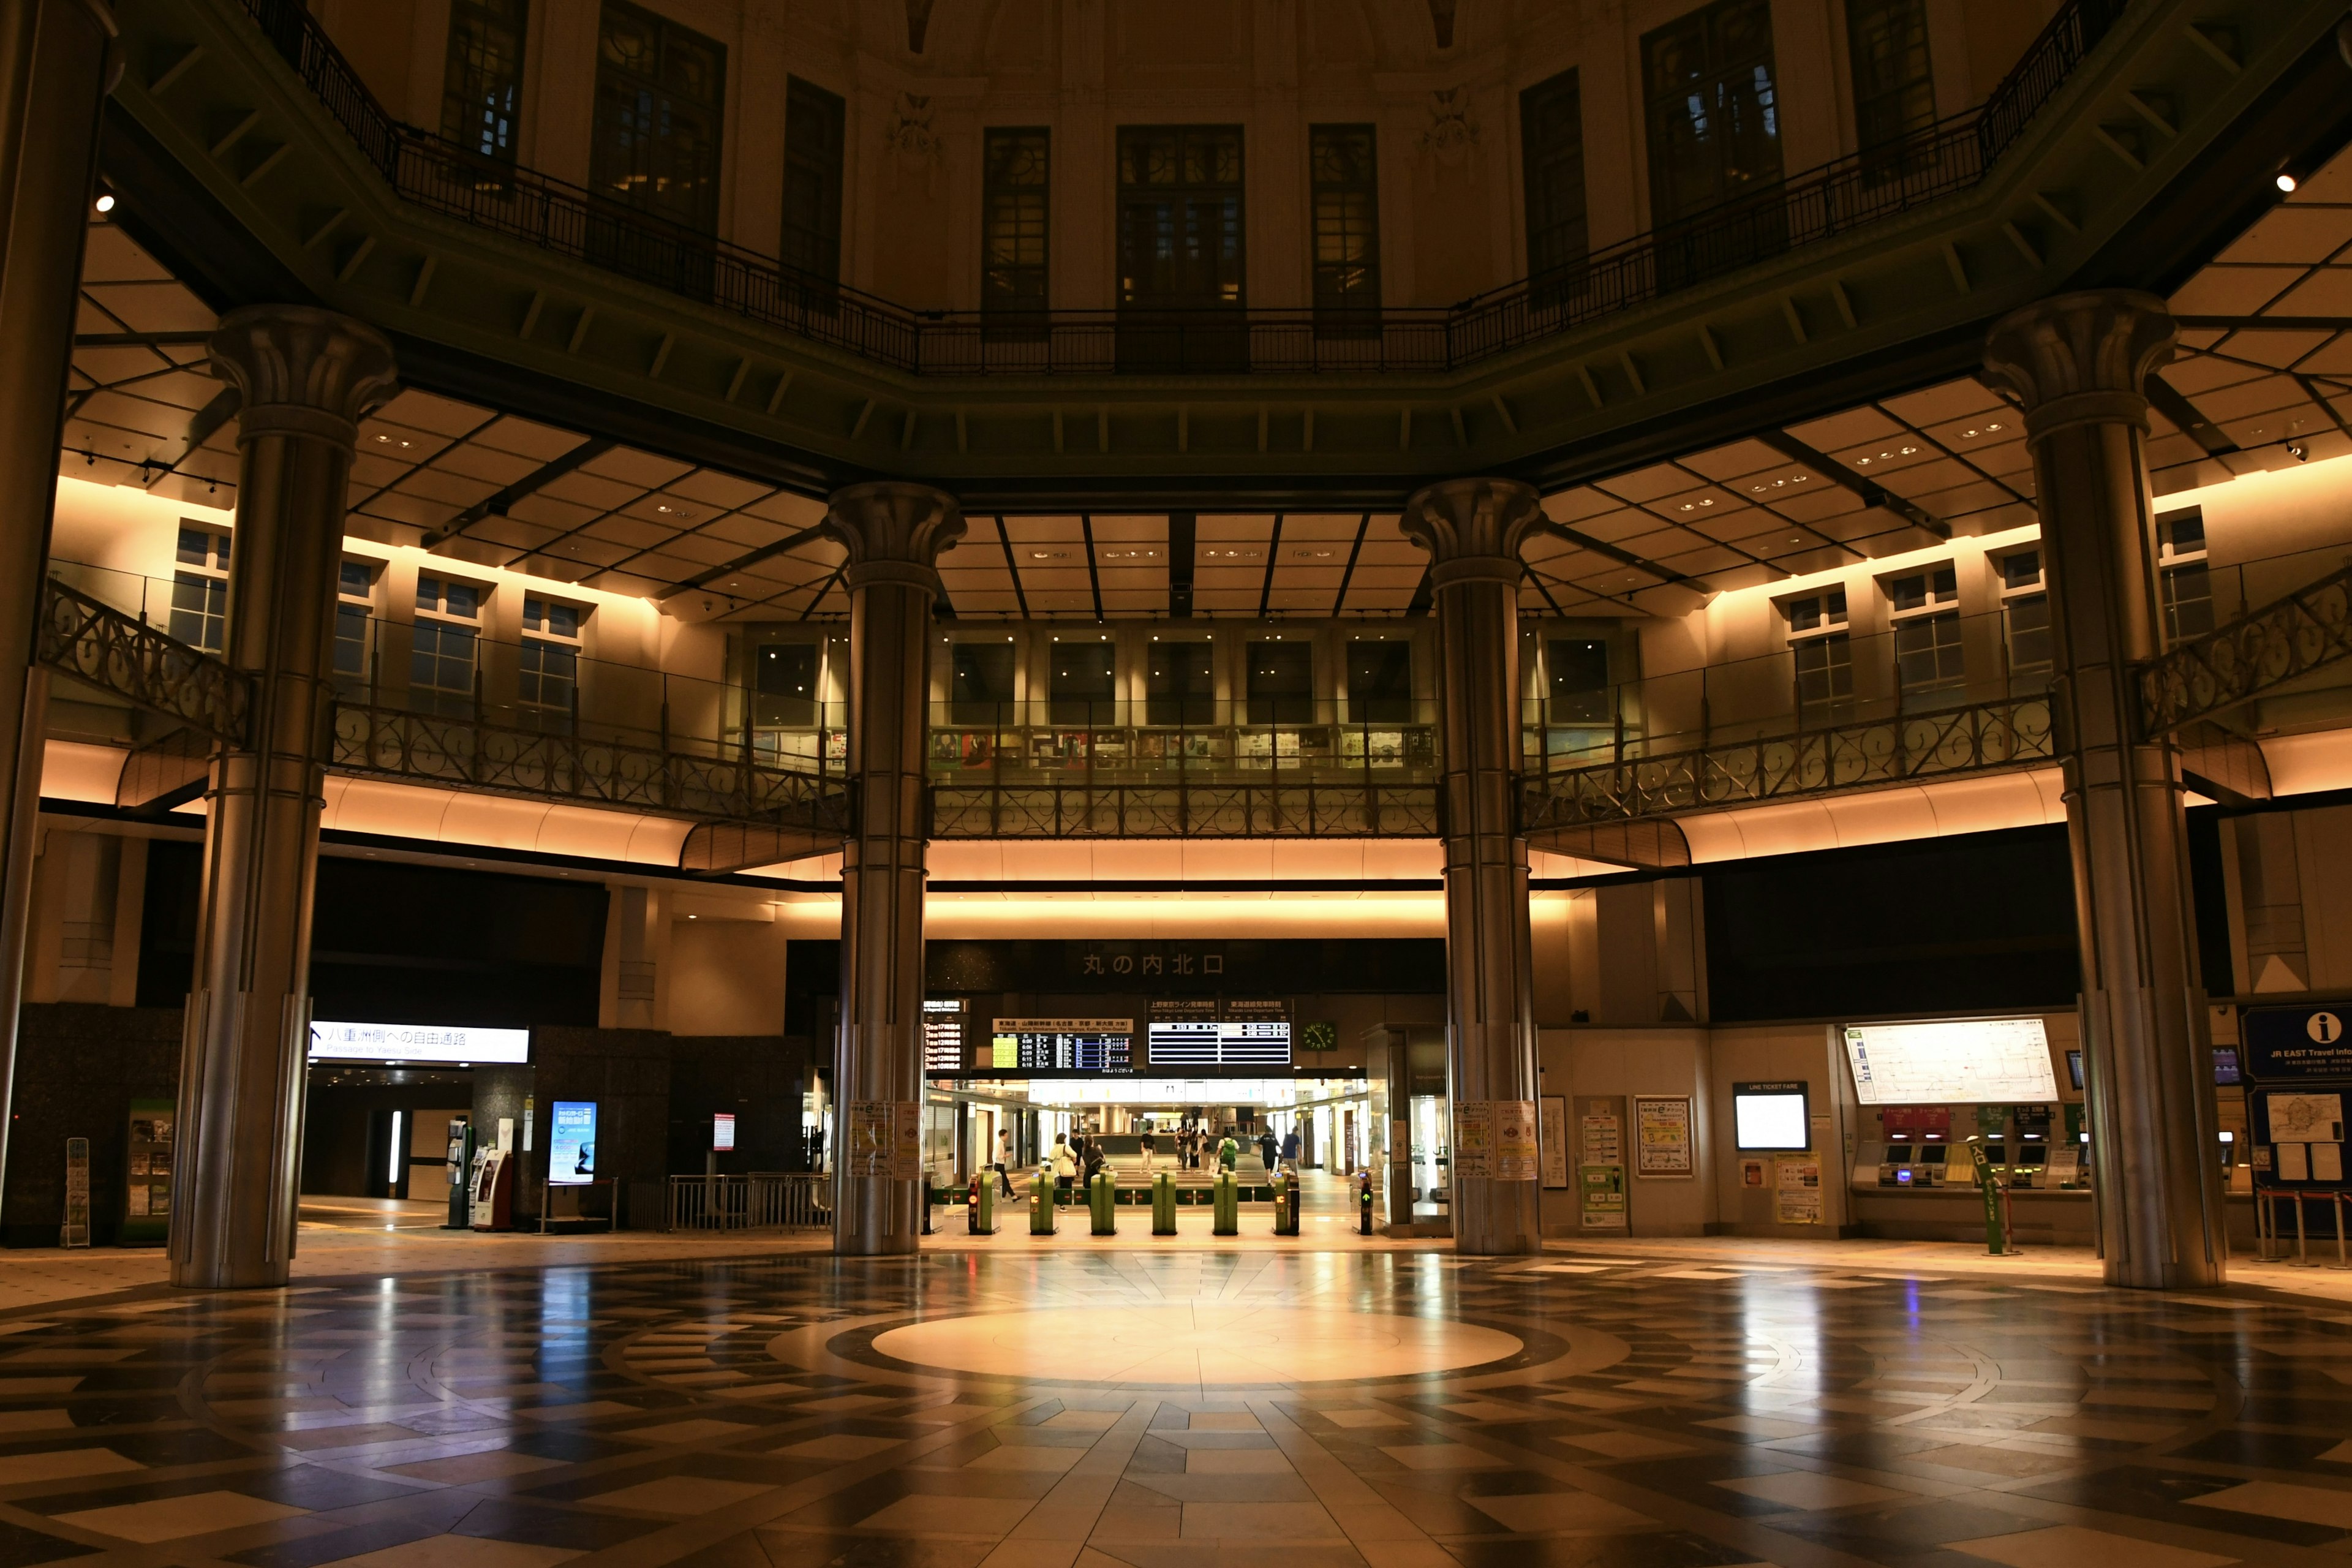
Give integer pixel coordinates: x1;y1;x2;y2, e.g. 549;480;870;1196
755;641;820;728
412;573;483;717
1785;588;1852;726
1545;638;1610;724
1246;641;1313;725
1520;70;1589;286
333;559;375;698
1117;126;1245;370
519;596;582;731
780;77;846;282
1310;125;1381;329
1888;564;1962;710
981;129;1050;329
1049;641;1117;728
1998;550;2052;693
2158;510;2215;645
1642;0;1782;227
1147;641;1216;726
1348;641;1413;724
441;0;528;164
950;643;1017;726
169;526;230;653
590;2;725;232
1846;0;1936;156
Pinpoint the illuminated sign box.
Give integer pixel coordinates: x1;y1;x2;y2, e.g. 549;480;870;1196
307;1021;530;1065
1844;1019;2057;1104
1732;1081;1811;1151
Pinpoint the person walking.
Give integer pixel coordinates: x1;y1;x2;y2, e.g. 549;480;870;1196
1259;1128;1278;1171
996;1128;1017;1199
1281;1127;1301;1167
1218;1130;1240;1172
1050;1134;1077;1208
1139;1127;1157;1170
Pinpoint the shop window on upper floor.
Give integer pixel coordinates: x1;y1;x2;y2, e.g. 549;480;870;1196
519;595;584;731
413;572;483;716
1785;587;1852;727
1520;69;1589;303
1642;0;1782;282
442;0;528;170
1346;639;1413;725
169;524;230;654
781;77;846;287
1246;639;1314;725
1049;640;1117;728
1997;549;2052;693
1147;640;1215;726
333;559;377;696
1310;124;1381;335
1846;0;1936;168
950;641;1017;727
981;127;1050;334
1887;563;1962;710
755;641;820;729
1544;638;1610;725
2158;508;2215;646
591;1;725;235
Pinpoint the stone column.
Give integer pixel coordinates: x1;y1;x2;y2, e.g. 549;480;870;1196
172;307;396;1289
823;481;963;1256
1401;478;1548;1256
0;0;116;1223
1984;291;2226;1290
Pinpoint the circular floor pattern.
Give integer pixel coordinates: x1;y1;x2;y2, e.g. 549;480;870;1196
867;1302;1525;1384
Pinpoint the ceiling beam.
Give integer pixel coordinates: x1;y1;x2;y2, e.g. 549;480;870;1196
1757;429;1948;540
657;522;830;601
423;437;616;549
2146;372;2240;455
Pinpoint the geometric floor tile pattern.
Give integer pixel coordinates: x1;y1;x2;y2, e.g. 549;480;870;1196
0;1250;2346;1566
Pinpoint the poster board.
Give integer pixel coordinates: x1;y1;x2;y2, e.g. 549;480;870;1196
1633;1096;1694;1178
1773;1153;1823;1224
1539;1095;1569;1189
549;1101;597;1185
1575;1096;1627;1232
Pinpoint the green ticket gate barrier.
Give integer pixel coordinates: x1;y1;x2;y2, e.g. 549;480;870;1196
1271;1170;1300;1235
1152;1172;1177;1234
967;1175;995;1235
1030;1166;1056;1235
1090;1172;1117;1235
1212;1172;1238;1235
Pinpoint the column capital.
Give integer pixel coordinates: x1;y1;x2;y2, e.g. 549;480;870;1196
1401;477;1548;587
1982;290;2177;442
824;481;967;595
208;306;398;448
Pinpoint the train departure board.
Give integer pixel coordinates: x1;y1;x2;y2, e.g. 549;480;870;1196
987;1019;1134;1074
922;999;967;1072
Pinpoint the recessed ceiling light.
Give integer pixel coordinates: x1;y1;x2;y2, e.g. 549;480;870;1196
2277;172;2299;193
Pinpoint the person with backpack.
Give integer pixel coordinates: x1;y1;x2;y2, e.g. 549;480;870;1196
1218;1131;1240;1172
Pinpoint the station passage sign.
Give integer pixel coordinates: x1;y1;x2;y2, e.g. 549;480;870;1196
549;1101;597;1185
1842;1019;2057;1105
309;1020;530;1065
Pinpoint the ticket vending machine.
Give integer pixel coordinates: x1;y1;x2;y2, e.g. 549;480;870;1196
443;1117;475;1230
470;1147;514;1230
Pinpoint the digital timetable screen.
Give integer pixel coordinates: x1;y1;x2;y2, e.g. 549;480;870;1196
922;1000;966;1072
987;1020;1134;1074
1147;1018;1292;1069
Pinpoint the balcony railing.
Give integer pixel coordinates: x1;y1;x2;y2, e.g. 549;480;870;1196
223;0;2132;379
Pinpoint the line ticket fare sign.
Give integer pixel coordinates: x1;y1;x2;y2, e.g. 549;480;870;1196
1844;1018;2057;1105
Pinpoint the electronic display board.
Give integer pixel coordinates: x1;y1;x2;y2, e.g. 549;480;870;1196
1842;1019;2057;1105
922;999;966;1072
986;1019;1134;1073
1145;998;1292;1069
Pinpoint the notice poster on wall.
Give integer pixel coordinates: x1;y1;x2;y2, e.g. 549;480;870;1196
1494;1100;1540;1182
1773;1153;1823;1225
1843;1019;2056;1104
1453;1101;1491;1179
1578;1165;1626;1228
1634;1096;1694;1178
846;1100;923;1180
1539;1095;1569;1189
549;1101;597;1186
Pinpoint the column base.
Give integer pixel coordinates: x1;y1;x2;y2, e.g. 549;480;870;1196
1452;1177;1543;1256
834;1176;924;1255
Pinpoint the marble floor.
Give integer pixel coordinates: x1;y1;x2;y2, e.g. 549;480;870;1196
0;1250;2346;1567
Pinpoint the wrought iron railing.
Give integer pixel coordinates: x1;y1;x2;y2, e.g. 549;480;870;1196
1521;696;2056;831
222;0;2133;378
930;780;1439;839
2138;562;2352;735
330;703;848;827
37;579;249;742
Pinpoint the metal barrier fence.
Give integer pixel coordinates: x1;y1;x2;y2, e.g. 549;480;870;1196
664;1173;829;1233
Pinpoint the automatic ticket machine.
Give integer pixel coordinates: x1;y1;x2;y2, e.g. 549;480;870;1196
470;1146;513;1230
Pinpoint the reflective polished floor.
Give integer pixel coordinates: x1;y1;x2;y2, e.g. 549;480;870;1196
0;1250;2349;1568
